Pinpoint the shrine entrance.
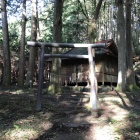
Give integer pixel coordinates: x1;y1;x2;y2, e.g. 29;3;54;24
27;41;106;116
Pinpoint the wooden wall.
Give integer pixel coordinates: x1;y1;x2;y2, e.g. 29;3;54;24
61;54;118;84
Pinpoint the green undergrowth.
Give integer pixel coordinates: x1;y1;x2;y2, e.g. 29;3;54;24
128;84;140;91
115;84;139;92
116;111;140;139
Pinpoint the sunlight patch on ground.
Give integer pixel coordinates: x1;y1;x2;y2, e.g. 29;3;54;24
1;121;53;140
85;123;122;140
3;128;38;140
100;102;130;121
111;106;129;121
2;116;53;140
39;121;53;130
99;96;132;106
13;90;24;94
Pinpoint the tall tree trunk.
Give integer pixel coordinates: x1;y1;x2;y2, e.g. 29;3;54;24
18;0;26;87
126;0;136;88
88;0;103;43
116;0;126;91
25;0;37;87
51;0;63;94
87;0;103;95
1;0;11;86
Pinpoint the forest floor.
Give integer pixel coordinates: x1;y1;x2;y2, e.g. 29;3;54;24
0;86;140;140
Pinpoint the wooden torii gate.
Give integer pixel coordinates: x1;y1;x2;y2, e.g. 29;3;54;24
27;42;106;116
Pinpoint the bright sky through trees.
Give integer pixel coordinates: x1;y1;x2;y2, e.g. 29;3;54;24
1;0;44;24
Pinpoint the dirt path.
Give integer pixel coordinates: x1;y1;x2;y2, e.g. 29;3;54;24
37;90;140;140
0;88;140;140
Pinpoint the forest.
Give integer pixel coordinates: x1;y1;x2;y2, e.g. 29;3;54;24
0;0;140;139
0;0;140;91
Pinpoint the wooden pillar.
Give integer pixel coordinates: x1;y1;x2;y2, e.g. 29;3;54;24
76;65;78;86
88;46;98;117
102;62;105;86
36;45;45;111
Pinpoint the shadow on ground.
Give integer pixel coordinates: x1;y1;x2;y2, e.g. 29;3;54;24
0;86;140;140
118;91;140;139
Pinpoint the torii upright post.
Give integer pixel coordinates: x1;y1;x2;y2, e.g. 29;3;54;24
88;46;98;117
36;45;45;111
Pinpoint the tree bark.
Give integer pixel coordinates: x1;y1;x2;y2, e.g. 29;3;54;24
87;0;103;96
50;0;63;94
1;0;11;86
126;0;136;87
116;0;126;91
18;0;26;86
88;0;103;43
25;0;37;87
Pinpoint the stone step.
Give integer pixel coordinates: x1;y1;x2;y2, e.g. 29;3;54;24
58;92;90;96
51;117;95;133
53;122;92;133
45;93;90;102
62;86;90;92
57;100;89;112
53;109;89;118
58;96;89;101
39;122;95;140
62;85;115;93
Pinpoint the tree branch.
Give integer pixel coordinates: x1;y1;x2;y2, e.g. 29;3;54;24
77;0;89;21
94;0;103;20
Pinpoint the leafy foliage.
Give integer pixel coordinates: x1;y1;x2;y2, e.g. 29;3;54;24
3;0;140;53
